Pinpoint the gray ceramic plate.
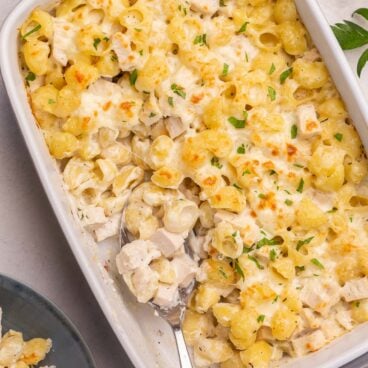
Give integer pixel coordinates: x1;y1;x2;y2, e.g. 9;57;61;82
0;274;96;367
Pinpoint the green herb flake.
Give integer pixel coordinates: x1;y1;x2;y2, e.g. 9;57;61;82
48;99;56;104
233;183;242;191
334;132;343;142
257;314;266;323
238;21;249;33
168;96;174;107
356;301;361;308
22;24;41;40
269;63;276;75
268;86;276;101
294;163;304;168
237;144;246;154
280;67;293;84
291;124;298;139
228;116;246;129
248;255;264;269
285;199;293;206
111;53;118;62
139;49;144;56
234;260;245;279
25;71;36;83
134;28;142;32
211;157;223;169
219;0;226;6
256;237;282;248
219;268;228;279
129;69;138;86
327;207;338;213
296;266;305;272
269;170;277;176
258;193;266;199
296;178;304;193
296;237;314;251
311;258;325;269
270;249;277;262
149;112;157;118
93;38;101;50
245;52;249;62
194;34;207;46
242;169;251;176
171;83;186;99
222;63;229;77
272;295;279;304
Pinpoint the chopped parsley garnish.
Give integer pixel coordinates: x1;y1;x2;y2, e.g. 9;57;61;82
334;132;343;141
268;86;276;101
22;24;41;40
311;258;324;269
168;96;174;106
269;63;276;75
285;199;293;206
248;255;264;269
149;112;157;118
233;183;242;191
257;314;266;323
134;28;142;32
280;67;293;84
294;163;304;168
327;207;338;213
93;38;101;50
272;295;279;304
171;84;186;99
269;170;277;176
25;71;36;83
256;237;282;248
48;99;56;104
228;113;247;128
296;266;305;272
219;268;228;279
219;0;226;6
237;144;246;154
356;301;361;308
222;63;229;77
245;51;249;62
291;124;298;139
211;157;223;169
111;53;118;62
296;237;314;251
242;169;251;176
258;193;266;199
234;260;244;279
238;21;249;33
270;249;277;261
129;69;138;86
296;178;304;193
194;34;207;46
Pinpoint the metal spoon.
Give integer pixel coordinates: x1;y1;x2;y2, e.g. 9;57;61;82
120;211;195;368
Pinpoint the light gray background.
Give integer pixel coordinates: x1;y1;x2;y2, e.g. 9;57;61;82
0;1;367;368
0;2;133;367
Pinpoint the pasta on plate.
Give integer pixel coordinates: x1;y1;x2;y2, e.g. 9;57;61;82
20;0;368;366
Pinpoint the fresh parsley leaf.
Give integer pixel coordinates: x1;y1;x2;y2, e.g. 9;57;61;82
129;69;138;86
258;193;266;199
25;71;36;82
268;86;276;101
280;67;293;84
234;260;244;279
248;255;264;269
294;163;304;168
228;116;246;128
296;237;314;251
353;8;368;21
233;183;242;191
171;84;186;99
219;0;226;6
111;53;118;62
357;49;368;77
269;170;277;176
332;20;368;50
244;51;249;62
211;157;223;169
48;99;56;104
219;268;228;279
311;258;324;269
242;169;251;176
93;38;101;50
256;237;281;248
149;112;157;118
269;63;276;75
237;144;246;154
296;178;304;193
168;96;174;106
134;28;142;32
296;266;305;273
194;34;207;46
285;199;293;206
139;49;144;56
356;301;361;308
222;63;229;77
238;21;249;33
334;132;343;141
257;314;265;323
270;249;277;261
291;124;298;139
272;295;279;304
22;24;41;40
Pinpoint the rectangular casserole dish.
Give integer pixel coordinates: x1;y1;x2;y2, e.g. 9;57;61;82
1;0;368;367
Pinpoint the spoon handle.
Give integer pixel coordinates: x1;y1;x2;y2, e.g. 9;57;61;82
173;326;193;368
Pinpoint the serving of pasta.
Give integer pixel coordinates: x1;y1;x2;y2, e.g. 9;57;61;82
19;0;368;366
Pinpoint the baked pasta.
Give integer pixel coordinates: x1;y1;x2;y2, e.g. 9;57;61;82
20;0;368;366
0;308;54;368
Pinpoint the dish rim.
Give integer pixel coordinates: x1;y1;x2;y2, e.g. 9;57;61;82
1;0;368;367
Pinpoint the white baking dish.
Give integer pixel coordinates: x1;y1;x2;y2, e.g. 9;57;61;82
1;1;368;367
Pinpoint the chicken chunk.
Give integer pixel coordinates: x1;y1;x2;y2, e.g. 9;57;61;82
341;278;368;302
171;254;198;287
131;266;159;303
52;18;78;66
296;104;322;138
94;213;120;241
292;330;327;357
150;228;185;257
164;117;186;139
189;0;219;15
153;284;179;308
